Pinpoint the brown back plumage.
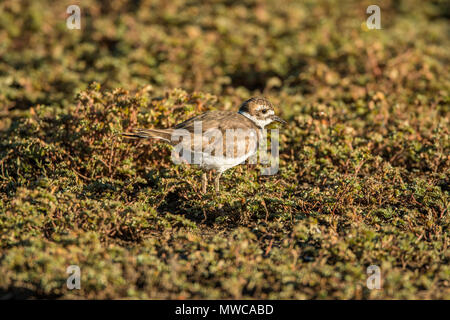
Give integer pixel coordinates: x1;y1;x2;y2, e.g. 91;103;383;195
123;111;260;158
174;111;259;133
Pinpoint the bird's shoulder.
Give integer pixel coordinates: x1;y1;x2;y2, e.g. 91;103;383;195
174;111;259;132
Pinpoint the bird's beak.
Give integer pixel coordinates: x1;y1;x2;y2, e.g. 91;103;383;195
271;115;287;125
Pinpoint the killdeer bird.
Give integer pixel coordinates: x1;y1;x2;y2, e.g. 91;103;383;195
123;97;286;193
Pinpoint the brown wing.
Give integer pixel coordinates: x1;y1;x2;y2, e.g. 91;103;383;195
174;111;259;132
173;111;260;158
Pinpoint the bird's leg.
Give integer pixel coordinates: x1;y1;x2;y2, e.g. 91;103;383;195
214;171;222;193
201;172;208;194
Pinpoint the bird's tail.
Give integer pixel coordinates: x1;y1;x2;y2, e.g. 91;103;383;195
122;128;173;142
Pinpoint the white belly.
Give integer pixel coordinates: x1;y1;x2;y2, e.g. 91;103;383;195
199;149;256;173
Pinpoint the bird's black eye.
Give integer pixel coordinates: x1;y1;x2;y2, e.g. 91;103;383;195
262;109;267;114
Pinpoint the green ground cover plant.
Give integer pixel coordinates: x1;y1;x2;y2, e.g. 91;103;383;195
0;0;449;299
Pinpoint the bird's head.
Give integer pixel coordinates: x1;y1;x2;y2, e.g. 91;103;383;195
238;97;286;128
